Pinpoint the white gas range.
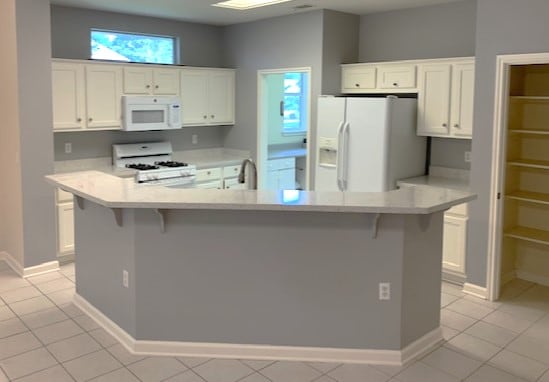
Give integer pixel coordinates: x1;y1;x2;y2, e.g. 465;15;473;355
113;142;196;187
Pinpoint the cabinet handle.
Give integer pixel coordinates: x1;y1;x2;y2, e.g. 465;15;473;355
207;171;211;175
155;85;159;89
203;115;208;119
88;118;93;122
454;124;460;128
76;118;82;122
393;82;399;87
211;115;215;119
146;85;151;89
355;83;360;87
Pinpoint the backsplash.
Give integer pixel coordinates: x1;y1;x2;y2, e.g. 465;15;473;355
429;137;472;171
54;126;225;161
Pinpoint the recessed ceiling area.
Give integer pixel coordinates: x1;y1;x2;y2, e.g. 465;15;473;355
49;0;464;26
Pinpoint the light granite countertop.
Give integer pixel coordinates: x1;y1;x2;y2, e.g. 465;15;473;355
397;166;471;192
45;170;476;214
267;144;307;160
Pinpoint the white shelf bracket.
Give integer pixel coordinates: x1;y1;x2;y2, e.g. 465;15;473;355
369;213;381;239
419;214;432;232
155;209;167;233
111;208;123;227
75;196;85;210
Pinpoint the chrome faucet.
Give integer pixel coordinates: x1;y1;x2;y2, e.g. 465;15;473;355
238;158;257;190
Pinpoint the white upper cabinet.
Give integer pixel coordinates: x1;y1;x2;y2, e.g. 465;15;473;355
123;67;179;95
341;65;377;92
417;59;475;139
377;64;416;89
180;68;235;127
52;62;85;130
85;65;123;129
52;61;122;131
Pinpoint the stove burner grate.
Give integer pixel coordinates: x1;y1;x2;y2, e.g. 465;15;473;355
126;163;160;171
155;161;188;168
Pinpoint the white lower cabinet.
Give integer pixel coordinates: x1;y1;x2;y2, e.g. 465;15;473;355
56;189;75;257
194;164;247;189
442;203;468;279
266;157;296;190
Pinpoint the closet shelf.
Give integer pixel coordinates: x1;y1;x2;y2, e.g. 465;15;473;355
510;96;549;101
507;159;549;170
505;226;549;246
509;129;549;135
506;191;549;205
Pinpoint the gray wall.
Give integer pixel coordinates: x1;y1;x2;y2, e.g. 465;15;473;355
467;0;549;286
17;0;56;267
359;0;477;172
221;10;324;160
50;5;228;160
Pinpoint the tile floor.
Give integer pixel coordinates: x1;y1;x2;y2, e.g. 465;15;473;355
1;262;549;381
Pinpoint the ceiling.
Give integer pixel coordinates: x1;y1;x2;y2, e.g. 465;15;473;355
49;0;463;26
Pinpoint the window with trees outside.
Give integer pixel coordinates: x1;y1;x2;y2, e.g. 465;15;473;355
283;72;307;134
90;30;176;64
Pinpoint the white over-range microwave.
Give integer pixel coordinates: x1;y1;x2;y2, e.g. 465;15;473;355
122;95;182;131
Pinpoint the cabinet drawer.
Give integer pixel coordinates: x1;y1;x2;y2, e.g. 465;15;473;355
57;188;73;203
446;202;468;217
267;157;296;172
378;64;416;89
195;180;222;189
195;167;222;182
341;65;376;91
223;165;241;179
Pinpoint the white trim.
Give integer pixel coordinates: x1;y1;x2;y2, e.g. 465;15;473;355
516;270;549;287
0;252;59;278
74;293;442;366
487;52;549;302
462;282;488;299
257;67;312;191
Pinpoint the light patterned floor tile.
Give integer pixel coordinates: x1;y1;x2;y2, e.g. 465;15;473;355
421;346;481;380
47;332;102;362
482;310;533;333
0;285;41;304
88;327;119;347
238;373;273;382
0;332;42;360
0;348;58;380
26;271;65;285
18;306;69;330
0;368;6;382
444;333;501;362
59;303;84;318
371;363;408;378
163;369;206;382
89;367;140;382
540;370;549;382
127;357;187;382
11;365;74;382
440;293;460;308
464;320;519;347
522;315;549;343
259;361;322;382
441;325;460;341
0;317;27;339
107;344;147;366
46;288;75;306
239;359;275;371
328;363;390;382
0;306;15;322
497;303;547;323
59;263;75;277
63;350;122;382
446;299;494;319
0;273;30;293
35;277;74;295
32;319;83;344
505;334;549;364
441;283;464;297
488;349;548;381
440;308;477;331
72;313;100;331
314;377;337;382
462;295;502;309
306;361;341;374
9;296;55;316
193;359;257;382
465;364;529;382
393;362;459;382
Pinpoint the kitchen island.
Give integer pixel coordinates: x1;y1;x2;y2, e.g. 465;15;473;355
46;171;475;365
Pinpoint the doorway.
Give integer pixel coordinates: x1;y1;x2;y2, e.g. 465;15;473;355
257;68;311;191
488;53;549;300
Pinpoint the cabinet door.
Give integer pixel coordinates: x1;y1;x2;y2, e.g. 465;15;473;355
378;64;416;89
52;63;85;130
57;203;75;255
123;67;152;94
85;65;122;129
417;63;451;136
195;180;222;189
153;68;180;95
341;65;376;92
223;177;246;190
442;214;467;275
180;69;209;125
450;62;475;138
209;70;235;125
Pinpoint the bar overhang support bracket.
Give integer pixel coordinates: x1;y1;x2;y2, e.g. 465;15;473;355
75;196;85;210
111;208;123;227
369;213;381;239
155;209;167;233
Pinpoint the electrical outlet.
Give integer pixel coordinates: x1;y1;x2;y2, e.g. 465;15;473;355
464;151;471;163
379;282;391;300
64;143;72;154
123;270;129;288
192;134;198;145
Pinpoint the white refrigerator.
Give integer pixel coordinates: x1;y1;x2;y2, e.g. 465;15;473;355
315;96;426;192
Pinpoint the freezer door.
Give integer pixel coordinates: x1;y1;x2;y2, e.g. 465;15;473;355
315;97;346;191
344;98;390;192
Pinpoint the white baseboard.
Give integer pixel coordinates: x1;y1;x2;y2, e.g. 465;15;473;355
442;270;466;286
516;270;549;287
0;251;59;278
74;293;442;366
462;282;488;299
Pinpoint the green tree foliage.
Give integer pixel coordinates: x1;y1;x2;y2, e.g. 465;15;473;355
91;31;174;64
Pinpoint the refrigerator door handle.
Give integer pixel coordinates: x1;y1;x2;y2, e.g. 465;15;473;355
341;122;350;190
336;121;345;191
